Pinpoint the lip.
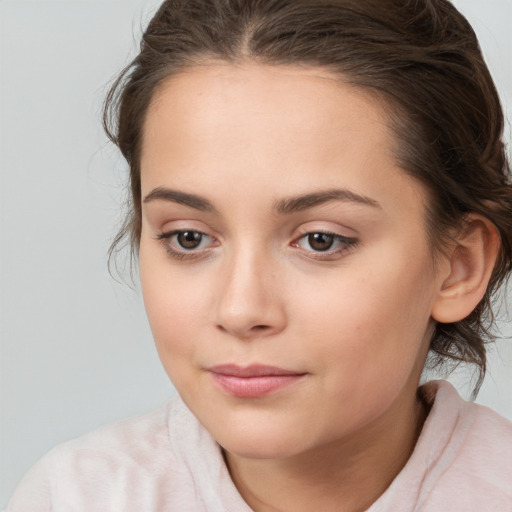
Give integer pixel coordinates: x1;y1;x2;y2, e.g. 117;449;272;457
207;364;307;398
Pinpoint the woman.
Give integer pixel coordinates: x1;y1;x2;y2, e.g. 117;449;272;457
8;0;512;510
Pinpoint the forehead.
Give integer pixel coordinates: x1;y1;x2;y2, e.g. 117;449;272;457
143;62;393;159
140;62;425;216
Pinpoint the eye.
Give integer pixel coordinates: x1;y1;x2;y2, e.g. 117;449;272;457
301;233;336;251
294;231;358;256
157;229;216;259
174;230;208;250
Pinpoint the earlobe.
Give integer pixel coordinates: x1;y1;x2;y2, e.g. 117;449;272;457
431;214;500;324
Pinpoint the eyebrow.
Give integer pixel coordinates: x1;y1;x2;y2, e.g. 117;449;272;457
142;187;380;214
273;189;380;214
143;187;218;213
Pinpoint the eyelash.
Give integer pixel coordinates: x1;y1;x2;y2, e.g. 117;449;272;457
292;231;358;260
156;230;215;261
156;229;358;261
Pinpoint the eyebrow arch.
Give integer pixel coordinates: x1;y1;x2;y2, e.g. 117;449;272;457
143;187;218;213
274;188;380;214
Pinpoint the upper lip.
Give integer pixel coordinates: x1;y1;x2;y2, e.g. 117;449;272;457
208;364;305;377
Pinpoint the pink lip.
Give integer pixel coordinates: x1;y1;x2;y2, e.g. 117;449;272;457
207;364;307;398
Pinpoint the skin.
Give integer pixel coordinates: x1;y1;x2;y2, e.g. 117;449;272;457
138;63;457;511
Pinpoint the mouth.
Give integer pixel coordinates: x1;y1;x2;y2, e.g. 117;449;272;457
207;364;307;398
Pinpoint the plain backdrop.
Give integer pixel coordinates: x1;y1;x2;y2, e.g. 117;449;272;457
1;0;511;507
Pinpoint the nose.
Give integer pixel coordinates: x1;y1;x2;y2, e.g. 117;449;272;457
214;246;287;340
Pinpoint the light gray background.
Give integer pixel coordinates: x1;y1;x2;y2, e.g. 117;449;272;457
1;0;511;507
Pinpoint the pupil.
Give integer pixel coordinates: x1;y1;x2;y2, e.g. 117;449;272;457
178;231;202;249
309;233;334;251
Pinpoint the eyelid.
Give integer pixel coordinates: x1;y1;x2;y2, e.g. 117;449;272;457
156;228;218;260
154;223;358;262
291;229;359;260
293;220;358;237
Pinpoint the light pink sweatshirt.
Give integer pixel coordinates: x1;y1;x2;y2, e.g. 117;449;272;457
7;381;512;511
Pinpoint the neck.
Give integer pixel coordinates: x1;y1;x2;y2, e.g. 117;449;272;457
224;386;428;512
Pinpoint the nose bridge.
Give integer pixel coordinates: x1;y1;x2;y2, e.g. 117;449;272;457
215;239;285;338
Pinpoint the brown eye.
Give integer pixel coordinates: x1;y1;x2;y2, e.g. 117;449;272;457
295;231;358;257
176;231;204;249
307;233;334;251
157;229;216;260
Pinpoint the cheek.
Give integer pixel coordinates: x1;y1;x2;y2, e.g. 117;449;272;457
294;252;435;372
139;249;207;367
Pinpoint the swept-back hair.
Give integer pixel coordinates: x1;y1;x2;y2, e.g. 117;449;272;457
104;0;512;391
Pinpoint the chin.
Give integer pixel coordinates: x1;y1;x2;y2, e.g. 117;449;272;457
213;422;313;461
221;438;302;460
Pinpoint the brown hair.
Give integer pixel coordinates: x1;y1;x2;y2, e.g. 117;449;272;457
104;0;512;391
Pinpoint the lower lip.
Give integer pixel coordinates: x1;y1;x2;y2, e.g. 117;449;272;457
210;373;305;398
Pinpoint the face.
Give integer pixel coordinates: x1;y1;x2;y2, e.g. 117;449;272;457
139;63;443;460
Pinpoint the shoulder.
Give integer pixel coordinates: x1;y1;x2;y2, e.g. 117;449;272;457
462;395;512;458
46;398;176;473
419;380;512;509
447;391;512;492
7;395;202;511
372;381;512;512
59;398;175;459
431;380;512;471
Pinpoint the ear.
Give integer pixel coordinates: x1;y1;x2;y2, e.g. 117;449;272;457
431;214;500;324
